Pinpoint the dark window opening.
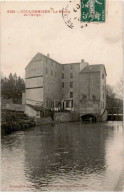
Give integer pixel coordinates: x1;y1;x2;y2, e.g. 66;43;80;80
70;73;73;79
83;94;86;99
92;95;96;100
66;101;69;107
62;82;64;88
70;92;73;98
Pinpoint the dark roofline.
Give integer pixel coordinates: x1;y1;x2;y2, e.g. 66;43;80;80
25;52;81;69
38;52;61;64
80;64;107;76
90;64;107;76
25;52;60;69
25;53;107;76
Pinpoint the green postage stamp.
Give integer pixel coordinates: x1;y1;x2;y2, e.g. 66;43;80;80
81;0;105;22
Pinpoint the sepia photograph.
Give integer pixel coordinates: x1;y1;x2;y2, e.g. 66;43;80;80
0;0;124;192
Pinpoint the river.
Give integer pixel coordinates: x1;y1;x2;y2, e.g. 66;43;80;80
1;121;124;191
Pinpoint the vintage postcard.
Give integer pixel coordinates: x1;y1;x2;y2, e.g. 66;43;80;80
0;0;123;192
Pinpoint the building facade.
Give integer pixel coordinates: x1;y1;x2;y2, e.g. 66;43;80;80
25;52;107;121
79;65;107;120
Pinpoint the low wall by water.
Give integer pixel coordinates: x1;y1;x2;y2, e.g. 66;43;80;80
36;117;52;125
34;112;79;125
54;112;79;123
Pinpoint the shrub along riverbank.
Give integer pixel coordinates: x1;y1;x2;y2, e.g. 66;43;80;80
1;111;36;135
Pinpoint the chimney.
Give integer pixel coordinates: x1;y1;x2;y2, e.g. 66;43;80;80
47;53;50;58
80;59;89;71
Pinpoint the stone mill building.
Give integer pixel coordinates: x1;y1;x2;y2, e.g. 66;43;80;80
24;52;107;121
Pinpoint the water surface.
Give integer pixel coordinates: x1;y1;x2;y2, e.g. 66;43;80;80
1;121;124;191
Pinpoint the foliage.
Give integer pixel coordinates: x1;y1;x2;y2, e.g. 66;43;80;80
106;85;116;107
1;73;25;101
106;84;123;114
116;77;123;99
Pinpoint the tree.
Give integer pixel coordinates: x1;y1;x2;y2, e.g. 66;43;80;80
1;73;25;102
106;84;123;114
106;85;116;108
116;77;123;99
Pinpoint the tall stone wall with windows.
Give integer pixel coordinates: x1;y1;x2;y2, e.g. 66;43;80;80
43;56;61;108
60;63;80;110
79;72;101;116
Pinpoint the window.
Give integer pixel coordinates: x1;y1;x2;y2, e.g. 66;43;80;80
70;82;73;88
103;93;104;99
66;101;69;107
92;95;96;100
70;73;73;78
46;67;48;74
62;65;64;70
62;73;64;79
62;82;64;88
102;74;104;79
70;92;73;98
82;94;86;99
51;70;53;76
70;65;73;69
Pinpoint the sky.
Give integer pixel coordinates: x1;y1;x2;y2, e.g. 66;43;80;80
1;0;123;88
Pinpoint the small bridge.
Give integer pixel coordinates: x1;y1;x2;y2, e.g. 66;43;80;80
81;114;97;122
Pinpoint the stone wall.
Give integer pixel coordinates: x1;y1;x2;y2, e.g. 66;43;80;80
36;117;52;125
54;112;79;123
61;63;80;111
25;104;37;117
43;55;61;107
25;53;44;107
100;67;106;114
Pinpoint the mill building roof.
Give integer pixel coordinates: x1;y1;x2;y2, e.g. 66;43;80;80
80;64;107;75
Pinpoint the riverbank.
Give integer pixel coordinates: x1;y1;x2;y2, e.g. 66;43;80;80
1;111;36;135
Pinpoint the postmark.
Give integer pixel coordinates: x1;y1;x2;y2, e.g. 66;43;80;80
62;0;88;29
81;0;105;22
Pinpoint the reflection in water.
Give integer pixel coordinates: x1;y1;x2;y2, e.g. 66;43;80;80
1;121;124;191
